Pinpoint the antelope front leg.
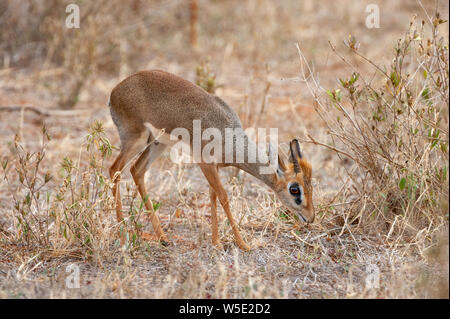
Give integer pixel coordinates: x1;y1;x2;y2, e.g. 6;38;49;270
199;164;250;251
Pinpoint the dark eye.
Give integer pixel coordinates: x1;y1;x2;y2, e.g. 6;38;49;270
289;185;300;195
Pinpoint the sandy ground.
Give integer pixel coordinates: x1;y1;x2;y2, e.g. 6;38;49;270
0;0;448;298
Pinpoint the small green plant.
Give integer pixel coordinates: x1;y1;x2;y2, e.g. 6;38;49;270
302;13;449;239
195;60;217;94
1;122;125;258
5;127;53;246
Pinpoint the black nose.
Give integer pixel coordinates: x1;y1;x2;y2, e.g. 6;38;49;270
295;198;302;205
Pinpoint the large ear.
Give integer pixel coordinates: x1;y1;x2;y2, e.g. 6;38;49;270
278;154;287;172
267;143;286;178
289;139;302;174
276;153;288;179
289;139;312;179
293;138;303;159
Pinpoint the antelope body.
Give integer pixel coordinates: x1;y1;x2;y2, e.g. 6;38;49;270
109;70;314;250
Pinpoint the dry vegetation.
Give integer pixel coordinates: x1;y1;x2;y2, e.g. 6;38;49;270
0;0;448;298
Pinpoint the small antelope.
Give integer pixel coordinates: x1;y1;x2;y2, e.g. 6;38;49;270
108;70;314;251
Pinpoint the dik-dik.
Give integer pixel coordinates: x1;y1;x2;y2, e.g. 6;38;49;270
109;70;314;251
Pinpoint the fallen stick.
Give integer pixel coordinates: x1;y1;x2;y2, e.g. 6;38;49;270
0;105;90;117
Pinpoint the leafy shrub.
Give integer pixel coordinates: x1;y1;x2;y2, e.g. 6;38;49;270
302;14;448;239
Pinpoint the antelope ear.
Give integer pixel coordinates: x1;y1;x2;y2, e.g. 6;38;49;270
278;154;287;172
267;143;285;179
276;154;287;178
289;139;301;174
289;138;302;159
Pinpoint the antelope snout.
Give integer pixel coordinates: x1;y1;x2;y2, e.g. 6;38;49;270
298;206;315;224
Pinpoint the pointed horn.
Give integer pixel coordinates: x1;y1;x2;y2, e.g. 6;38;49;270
289;140;300;174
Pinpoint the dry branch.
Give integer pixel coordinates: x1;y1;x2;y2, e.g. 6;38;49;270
0;105;90;117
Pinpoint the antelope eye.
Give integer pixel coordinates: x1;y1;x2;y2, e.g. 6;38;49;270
289;185;300;195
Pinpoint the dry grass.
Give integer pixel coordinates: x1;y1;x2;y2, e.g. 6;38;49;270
0;0;448;298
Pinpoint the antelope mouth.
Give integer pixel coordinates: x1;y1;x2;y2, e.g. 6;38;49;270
286;209;309;223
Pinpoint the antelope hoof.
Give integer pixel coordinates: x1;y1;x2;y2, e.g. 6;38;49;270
237;241;251;251
140;232;170;246
213;241;224;251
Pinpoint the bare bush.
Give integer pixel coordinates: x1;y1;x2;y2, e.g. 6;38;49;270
300;12;448;248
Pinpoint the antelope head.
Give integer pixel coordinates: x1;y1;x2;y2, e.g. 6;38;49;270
271;139;314;223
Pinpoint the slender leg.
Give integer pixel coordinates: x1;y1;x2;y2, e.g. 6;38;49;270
199;164;250;251
109;152;126;223
209;185;222;249
130;142;168;242
109;131;148;244
110;149;136;244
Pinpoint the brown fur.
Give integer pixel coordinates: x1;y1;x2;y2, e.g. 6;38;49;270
277;157;314;222
108;70;314;250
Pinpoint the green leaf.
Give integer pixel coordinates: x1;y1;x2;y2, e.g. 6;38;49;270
326;89;342;103
390;71;401;87
349;72;359;84
399;178;406;190
326;89;334;99
153;201;161;211
421;87;430;100
278;211;288;220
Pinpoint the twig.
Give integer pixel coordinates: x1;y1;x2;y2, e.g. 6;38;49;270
255;81;272;126
0;105;90;117
304;134;363;167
